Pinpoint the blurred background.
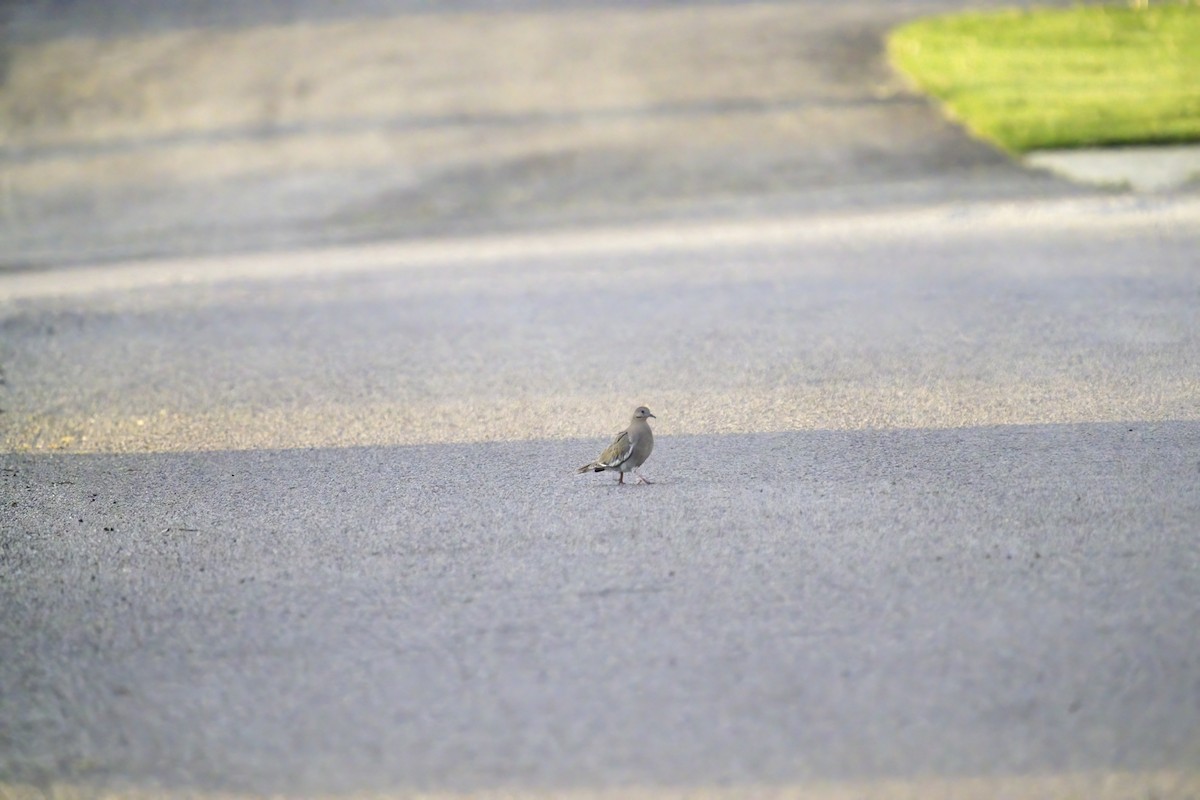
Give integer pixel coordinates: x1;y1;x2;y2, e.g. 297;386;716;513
0;0;1082;270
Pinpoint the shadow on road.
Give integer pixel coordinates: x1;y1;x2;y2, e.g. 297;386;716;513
3;421;1198;794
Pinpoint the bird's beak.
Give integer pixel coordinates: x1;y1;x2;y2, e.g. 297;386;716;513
649;413;657;419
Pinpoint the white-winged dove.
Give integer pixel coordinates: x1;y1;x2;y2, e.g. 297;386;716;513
576;406;656;485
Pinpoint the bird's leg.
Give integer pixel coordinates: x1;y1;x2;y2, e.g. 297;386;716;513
636;471;653;485
617;472;625;485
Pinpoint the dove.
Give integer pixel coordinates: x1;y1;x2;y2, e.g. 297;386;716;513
576;406;656;485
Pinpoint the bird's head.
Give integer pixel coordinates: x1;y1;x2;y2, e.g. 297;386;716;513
633;406;656;420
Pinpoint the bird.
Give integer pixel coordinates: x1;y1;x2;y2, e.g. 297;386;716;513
576;406;656;485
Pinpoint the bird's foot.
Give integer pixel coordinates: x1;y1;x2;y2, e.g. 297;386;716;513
636;473;653;485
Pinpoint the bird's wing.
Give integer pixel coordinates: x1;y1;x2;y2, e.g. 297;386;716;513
595;430;635;468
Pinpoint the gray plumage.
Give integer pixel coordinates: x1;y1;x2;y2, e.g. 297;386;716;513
576;406;656;485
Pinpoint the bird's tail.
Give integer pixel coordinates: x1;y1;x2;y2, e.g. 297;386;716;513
576;462;598;474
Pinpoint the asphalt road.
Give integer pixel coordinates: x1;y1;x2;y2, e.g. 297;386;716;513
3;1;1200;799
1;0;1086;269
3;196;1200;799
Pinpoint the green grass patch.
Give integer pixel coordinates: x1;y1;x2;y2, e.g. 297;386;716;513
887;2;1200;153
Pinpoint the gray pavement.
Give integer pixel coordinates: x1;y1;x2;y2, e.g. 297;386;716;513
1025;144;1200;193
1;0;1088;269
3;2;1200;799
3;197;1200;798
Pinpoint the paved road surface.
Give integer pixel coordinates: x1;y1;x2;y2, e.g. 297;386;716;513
1;0;1085;268
2;1;1199;798
3;197;1200;798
